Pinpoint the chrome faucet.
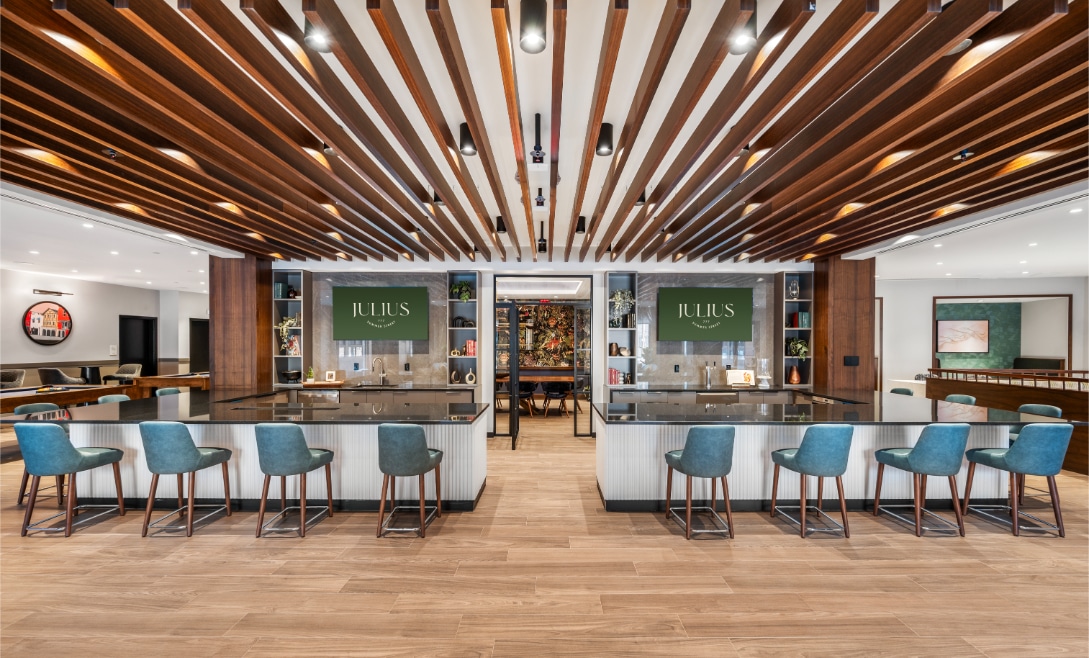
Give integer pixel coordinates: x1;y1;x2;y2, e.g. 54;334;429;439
372;357;387;385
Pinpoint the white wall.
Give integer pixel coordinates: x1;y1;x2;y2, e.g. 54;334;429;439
877;276;1088;382
160;290;209;360
1021;298;1069;362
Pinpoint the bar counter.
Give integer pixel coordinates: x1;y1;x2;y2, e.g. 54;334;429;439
593;391;1075;511
7;391;489;510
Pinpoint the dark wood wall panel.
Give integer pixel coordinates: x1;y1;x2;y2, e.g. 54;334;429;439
209;255;272;391
813;256;876;393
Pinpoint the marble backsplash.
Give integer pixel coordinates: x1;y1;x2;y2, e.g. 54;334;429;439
311;272;451;385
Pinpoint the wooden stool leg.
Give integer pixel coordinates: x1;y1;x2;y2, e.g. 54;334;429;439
1046;475;1064;538
186;471;196;537
1010;472;1020;536
142;473;160;537
962;462;976;516
874;463;884;516
21;475;40;536
418;474;426;538
665;466;673;519
55;475;66;508
64;472;77;537
1018;474;1026;505
256;474;270;538
799;473;807;538
299;472;307;538
435;464;442;518
722;476;734;539
769;464;780;517
177;473;184;513
325;463;334;517
912;473;922;537
685;474;692;540
948;475;965;537
836;476;849;538
281;475;287;512
222;462;232;516
710;477;717;513
921;474;928;508
817;477;824;512
113;463;125;516
376;474;389;538
18;469;29;506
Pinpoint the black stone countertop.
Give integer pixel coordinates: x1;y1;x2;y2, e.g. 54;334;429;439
3;390;489;425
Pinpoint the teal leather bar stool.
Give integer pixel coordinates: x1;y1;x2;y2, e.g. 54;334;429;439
770;425;854;538
138;422;232;537
377;423;443;538
14;423;125;537
155;388;181;397
944;394;976;405
98;394;131;404
963;423;1073;537
873;423;970;536
664;426;735;539
14;403;66;507
254;423;334;538
889;388;913;396
1011;404;1062;503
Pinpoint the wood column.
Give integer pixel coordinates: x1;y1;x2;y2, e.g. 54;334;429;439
209;255;272;390
813;256;875;393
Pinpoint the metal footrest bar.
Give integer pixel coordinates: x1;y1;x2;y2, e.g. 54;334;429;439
668;506;731;536
773;505;845;534
966;504;1061;533
876;504;960;534
260;505;329;534
25;504;119;533
379;504;438;536
147;504;227;534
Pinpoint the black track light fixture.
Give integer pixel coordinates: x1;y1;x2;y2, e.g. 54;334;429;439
728;7;757;55
459;122;477;156
531;113;545;163
537;221;547;253
303;19;333;53
519;0;547;54
596;122;614;156
496;216;507;234
575;216;586;234
433;191;444;206
953;148;974;161
322;142;335;157
535;187;545;207
635;190;646;206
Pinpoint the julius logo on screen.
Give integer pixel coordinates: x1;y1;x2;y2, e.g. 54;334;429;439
677;302;736;330
353;302;411;329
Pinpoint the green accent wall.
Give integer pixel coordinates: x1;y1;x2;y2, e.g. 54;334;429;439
936;303;1021;369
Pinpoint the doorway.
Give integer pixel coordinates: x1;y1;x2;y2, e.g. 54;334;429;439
189;318;210;373
118;315;158;377
493;276;594;447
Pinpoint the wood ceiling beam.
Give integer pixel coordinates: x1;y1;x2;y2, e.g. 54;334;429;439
577;0;752;261
489;0;538;260
628;0;885;262
558;0;628;261
365;0;515;260
546;0;567;260
58;0;428;261
0;9;396;262
660;0;1008;263
705;0;1071;262
561;0;687;260
423;0;522;260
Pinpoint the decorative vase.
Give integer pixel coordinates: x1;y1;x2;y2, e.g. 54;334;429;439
450;370;461;384
787;279;800;299
609;342;619;356
465;368;477;385
788;365;802;385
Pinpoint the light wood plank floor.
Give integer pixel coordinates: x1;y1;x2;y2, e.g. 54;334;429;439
2;416;1086;656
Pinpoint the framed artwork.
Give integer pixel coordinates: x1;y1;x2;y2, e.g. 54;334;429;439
937;320;989;353
22;301;73;345
324;370;338;382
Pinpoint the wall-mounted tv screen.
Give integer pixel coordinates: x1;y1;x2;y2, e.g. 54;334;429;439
332;287;429;340
657;287;753;341
936;320;989;353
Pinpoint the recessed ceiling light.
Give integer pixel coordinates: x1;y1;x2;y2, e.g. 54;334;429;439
1028;242;1037;247
1019;260;1027;264
29;250;39;255
198;269;205;273
135;269;141;273
146;281;152;285
934;244;942;248
945;273;952;276
1071;208;1083;213
1022;271;1029;275
190;250;199;255
82;223;93;228
110;250;119;255
200;282;205;285
71;269;78;273
937;262;943;265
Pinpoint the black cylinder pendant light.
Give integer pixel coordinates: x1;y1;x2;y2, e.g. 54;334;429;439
531;113;545;163
575;216;586;234
537;221;547;253
520;0;547;54
728;5;757;55
459;122;477;156
596;122;614;156
496;216;507;234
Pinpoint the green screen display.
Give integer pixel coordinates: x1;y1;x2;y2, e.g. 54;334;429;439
332;287;429;340
657;287;753;341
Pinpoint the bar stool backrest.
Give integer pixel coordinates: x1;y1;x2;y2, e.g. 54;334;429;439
679;426;735;478
889;388;913;396
1004;423;1073;476
378;423;430;476
1017;404;1062;418
945;394;976;405
155;388;181;397
908;423;970;475
98;394;131;404
140;421;202;473
255;423;313;476
14;423;83;476
794;425;854;477
13;403;61;415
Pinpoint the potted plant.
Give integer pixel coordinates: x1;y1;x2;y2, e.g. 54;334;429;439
450;281;473;301
786;337;809;360
305;366;315;383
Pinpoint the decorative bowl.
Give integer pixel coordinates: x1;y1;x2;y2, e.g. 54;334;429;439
280;370;302;382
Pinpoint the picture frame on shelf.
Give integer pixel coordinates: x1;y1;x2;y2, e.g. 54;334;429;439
324;370;337;382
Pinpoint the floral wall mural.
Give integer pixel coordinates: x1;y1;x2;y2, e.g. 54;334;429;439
519;305;575;367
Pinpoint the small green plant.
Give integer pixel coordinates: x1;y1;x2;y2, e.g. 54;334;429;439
306;366;315;380
787;337;810;361
450;281;473;301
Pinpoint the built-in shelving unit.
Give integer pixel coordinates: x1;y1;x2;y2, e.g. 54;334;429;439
272;270;312;388
774;271;814;389
447;271;479;388
606;272;638;387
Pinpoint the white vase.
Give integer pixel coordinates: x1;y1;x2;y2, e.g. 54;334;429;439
465;368;477;385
